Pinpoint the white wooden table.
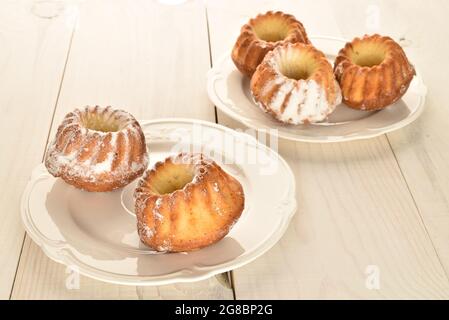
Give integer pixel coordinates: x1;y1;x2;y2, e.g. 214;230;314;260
1;0;449;299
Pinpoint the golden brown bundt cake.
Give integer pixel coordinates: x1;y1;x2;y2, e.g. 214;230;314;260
134;153;244;252
231;11;310;78
251;42;342;124
45;106;148;192
334;34;416;110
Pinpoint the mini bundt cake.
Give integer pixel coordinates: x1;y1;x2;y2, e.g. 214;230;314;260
231;11;310;78
45;106;149;192
334;34;416;110
251;42;342;124
134;153;244;252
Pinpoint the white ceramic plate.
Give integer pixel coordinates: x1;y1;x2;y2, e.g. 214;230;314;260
21;118;296;286
207;36;427;143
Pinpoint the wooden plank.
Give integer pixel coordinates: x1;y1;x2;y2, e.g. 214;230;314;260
206;0;449;298
13;238;231;299
331;0;449;285
11;0;233;299
0;0;74;299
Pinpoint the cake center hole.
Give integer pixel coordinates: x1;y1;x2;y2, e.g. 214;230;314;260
253;18;289;42
352;46;386;67
153;165;195;195
83;114;122;132
278;50;317;80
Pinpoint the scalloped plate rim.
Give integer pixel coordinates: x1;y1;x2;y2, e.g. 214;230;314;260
207;36;427;143
20;118;297;286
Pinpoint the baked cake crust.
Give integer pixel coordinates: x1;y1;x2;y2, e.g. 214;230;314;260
45;106;148;192
134;153;244;252
231;11;310;78
334;34;416;110
251;42;342;124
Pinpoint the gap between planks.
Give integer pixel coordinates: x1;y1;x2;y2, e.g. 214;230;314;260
384;134;449;283
11;4;236;299
204;4;236;300
203;0;449;298
8;17;77;300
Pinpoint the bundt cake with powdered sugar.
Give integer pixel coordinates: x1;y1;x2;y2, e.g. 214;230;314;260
134;153;244;252
251;42;342;124
231;11;310;78
45;106;149;192
334;34;415;110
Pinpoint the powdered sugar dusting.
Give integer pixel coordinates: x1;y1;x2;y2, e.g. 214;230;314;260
134;152;244;253
253;44;341;124
91;151;115;174
142;224;155;239
153;197;163;221
214;203;223;216
270;79;294;112
257;77;339;124
157;239;172;252
260;74;284;97
45;106;148;189
131;162;141;172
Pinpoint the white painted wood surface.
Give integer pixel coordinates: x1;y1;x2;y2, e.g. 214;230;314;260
9;0;232;300
206;0;449;299
0;0;74;299
331;0;449;283
1;0;448;299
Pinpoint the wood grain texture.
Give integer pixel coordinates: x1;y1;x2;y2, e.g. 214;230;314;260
11;0;232;299
0;0;74;299
330;0;449;286
13;238;231;299
206;0;449;299
7;0;449;300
